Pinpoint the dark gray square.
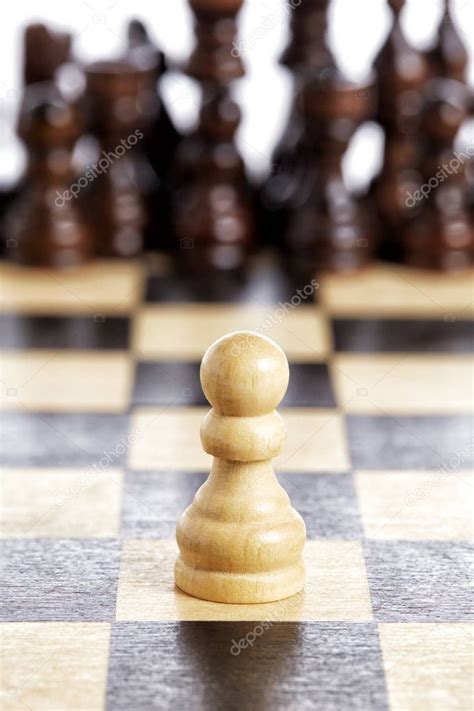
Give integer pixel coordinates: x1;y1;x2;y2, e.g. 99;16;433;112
333;318;474;353
0;315;130;350
121;471;206;538
278;472;362;538
132;363;206;407
145;258;315;305
0;413;130;467
0;539;120;621
365;541;473;622
282;364;336;407
107;622;388;711
121;471;361;540
347;415;474;469
133;362;335;408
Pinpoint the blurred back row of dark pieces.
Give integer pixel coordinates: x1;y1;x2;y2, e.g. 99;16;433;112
1;0;473;278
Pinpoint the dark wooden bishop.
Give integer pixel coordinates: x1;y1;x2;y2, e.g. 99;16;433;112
173;0;253;272
404;79;472;271
125;20;181;251
370;0;430;260
261;0;336;249
5;83;93;267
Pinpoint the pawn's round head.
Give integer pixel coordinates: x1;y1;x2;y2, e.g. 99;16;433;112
200;331;289;416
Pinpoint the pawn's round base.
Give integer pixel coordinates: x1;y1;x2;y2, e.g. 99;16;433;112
174;557;305;604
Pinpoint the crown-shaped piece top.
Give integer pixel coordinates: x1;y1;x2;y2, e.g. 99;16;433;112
200;331;289;417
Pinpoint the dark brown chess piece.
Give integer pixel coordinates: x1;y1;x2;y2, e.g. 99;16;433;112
5;83;93;267
173;0;254;272
261;0;337;249
23;23;72;86
285;68;377;274
425;0;468;82
83;60;157;257
124;19;182;251
370;0;430;261
404;79;473;271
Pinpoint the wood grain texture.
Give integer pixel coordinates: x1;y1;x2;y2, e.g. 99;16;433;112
107;622;388;711
319;265;474;316
365;540;473;622
1;256;472;709
379;623;472;711
175;332;306;603
133;304;330;361
0;351;133;412
116;540;372;622
332;354;474;414
0;412;130;467
355;470;473;540
129;407;350;472
1;539;121;621
120;471;361;540
1;623;110;711
0;468;124;538
0;260;143;314
346;414;473;469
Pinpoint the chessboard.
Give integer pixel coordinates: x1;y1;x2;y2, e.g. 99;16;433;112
0;253;472;711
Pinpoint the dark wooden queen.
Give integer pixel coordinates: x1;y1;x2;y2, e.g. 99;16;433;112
266;0;376;273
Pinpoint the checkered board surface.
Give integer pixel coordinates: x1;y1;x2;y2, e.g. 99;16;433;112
0;254;472;711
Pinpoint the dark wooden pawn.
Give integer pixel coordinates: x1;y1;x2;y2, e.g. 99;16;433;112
173;0;253;272
285;69;376;274
370;0;430;260
5;83;93;267
404;80;473;271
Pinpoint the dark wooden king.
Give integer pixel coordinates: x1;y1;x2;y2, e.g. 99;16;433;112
173;0;253;271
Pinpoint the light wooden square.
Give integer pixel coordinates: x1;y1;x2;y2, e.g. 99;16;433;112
319;265;474;317
0;622;110;711
128;408;349;472
116;539;372;622
0;351;132;412
0;260;143;314
133;304;330;361
379;623;473;711
355;471;473;541
0;468;123;538
332;354;474;414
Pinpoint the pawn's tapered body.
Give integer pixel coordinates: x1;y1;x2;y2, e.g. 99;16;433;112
175;332;306;604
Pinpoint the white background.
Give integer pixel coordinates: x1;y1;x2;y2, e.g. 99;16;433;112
1;0;473;188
